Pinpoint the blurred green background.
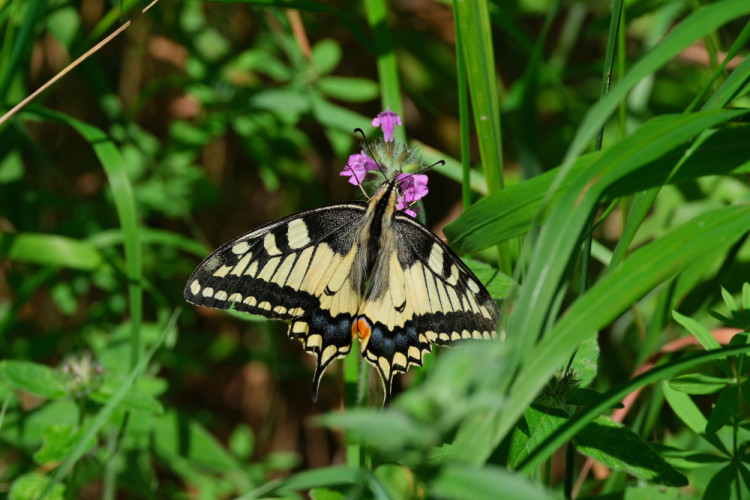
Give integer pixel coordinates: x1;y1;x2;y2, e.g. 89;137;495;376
2;0;750;498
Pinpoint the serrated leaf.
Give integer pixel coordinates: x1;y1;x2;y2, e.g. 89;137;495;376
705;386;737;434
508;405;568;469
9;473;64;500
0;361;67;399
33;424;96;465
669;373;732;394
571;334;599;388
573;416;688;487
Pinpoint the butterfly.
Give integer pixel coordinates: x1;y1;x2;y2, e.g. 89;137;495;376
184;172;499;405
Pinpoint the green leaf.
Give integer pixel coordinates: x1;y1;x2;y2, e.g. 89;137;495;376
9;473;64;500
429;464;557;500
310;488;345;500
703;464;740;500
463;257;515;300
229;424;254;461
311;38;341;75
33;424;95;465
318;76;379;102
0;361;67;399
662;381;707;434
90;379;164;414
619;485;681;500
668;373;731;394
508;405;568;469
573;416;688;487
0;232;105;271
314;408;439;452
673;310;733;376
571;334;599;388
705;386;738;434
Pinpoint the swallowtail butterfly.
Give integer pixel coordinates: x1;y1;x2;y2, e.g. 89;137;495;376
185;118;499;405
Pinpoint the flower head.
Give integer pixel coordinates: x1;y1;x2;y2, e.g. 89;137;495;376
341;150;378;185
396;173;429;217
372;106;402;143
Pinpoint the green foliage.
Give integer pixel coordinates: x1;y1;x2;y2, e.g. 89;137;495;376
1;0;750;498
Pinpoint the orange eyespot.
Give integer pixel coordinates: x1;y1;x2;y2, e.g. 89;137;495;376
352;317;371;341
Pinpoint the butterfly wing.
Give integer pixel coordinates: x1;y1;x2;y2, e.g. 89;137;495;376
184;202;368;400
355;211;499;404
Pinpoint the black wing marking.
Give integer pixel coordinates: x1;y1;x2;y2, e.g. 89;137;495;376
356;212;499;405
184;202;368;400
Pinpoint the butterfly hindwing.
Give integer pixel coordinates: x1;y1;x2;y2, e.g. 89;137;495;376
356;211;499;402
184;203;369;400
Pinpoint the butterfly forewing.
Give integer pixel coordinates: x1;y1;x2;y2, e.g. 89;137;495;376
184;203;370;400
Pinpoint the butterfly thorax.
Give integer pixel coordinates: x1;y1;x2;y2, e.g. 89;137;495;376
353;179;399;301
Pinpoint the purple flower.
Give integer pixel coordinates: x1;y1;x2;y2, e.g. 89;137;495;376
396;173;429;217
341;151;378;185
372;107;402;143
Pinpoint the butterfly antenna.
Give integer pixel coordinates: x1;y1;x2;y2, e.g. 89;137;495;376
354;128;388;179
412;159;445;176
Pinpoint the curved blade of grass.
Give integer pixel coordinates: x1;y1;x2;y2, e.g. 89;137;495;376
0;0;48;99
454;0;503;193
89;228;209;258
560;0;750;170
452;201;750;463
364;0;404;142
0;232;106;271
38;310;179;500
26;106;143;368
446;118;750;253
494;204;750;462
236;466;365;499
516;343;750;473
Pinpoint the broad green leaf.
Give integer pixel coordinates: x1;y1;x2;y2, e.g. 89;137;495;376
251;89;310;115
668;373;731;395
0;400;78;448
311;38;342;75
663;381;707;434
0;232;105;271
315;408;439;452
567;388;623;409
573;416;687;487
508;405;568;469
9;473;64;500
429;464;557;500
310;488;345;500
33;424;95;465
0;361;67;399
619;485;681;500
705;386;738;434
229;424;254;461
90;380;164;414
318;76;379;102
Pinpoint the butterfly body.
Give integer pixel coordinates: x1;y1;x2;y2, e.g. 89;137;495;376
185;178;498;404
